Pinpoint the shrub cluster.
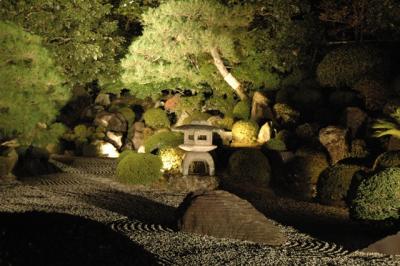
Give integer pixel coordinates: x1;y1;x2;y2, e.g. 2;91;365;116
144;131;183;153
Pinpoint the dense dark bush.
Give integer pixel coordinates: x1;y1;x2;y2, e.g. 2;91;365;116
116;153;162;185
317;164;362;206
143;108;170;129
350;167;400;221
284;148;329;200
228;149;271;185
317;46;383;88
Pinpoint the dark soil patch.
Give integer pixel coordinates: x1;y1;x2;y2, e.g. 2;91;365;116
0;211;160;266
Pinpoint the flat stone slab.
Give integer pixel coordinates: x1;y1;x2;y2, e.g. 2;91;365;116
176;190;286;245
362;231;400;255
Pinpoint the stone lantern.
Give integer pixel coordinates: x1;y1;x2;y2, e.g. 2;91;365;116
173;121;220;176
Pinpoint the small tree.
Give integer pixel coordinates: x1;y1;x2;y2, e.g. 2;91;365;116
0;21;70;146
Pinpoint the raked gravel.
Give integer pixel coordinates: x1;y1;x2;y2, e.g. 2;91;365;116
0;157;399;266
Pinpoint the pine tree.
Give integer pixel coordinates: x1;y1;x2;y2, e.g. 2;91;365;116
0;21;70;146
0;0;123;87
121;0;255;100
121;0;317;100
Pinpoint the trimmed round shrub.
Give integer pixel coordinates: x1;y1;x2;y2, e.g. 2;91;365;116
317;46;383;88
117;149;136;163
353;78;388;111
228;149;271;185
273;103;300;127
317;164;362;206
73;124;93;143
233;100;251;120
143;108;170;129
116;153;162;185
285;148;329;200
373;151;400;170
231;120;259;145
350;167;400;221
159;147;184;174
144;131;183;153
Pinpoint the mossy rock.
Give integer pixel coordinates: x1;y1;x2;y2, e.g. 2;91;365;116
116;153;162;185
118;107;136;126
373;151;400;170
228;149;271;185
350;167;400;221
0;147;18;178
317;46;383;88
143;108;170;129
231;120;259;145
233;101;251;120
317;164;362;206
273;103;300;127
144;131;183;153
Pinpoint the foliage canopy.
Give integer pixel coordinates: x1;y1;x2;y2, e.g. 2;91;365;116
0;21;70;146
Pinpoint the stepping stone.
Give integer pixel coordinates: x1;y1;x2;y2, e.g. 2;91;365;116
362;232;400;255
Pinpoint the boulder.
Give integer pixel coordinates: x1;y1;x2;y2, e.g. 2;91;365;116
129;122;145;150
106;131;123;149
80;105;104;121
167;175;219;192
82;140;119;158
0;147;18;180
319;126;349;164
94;93;111;107
362;232;400;255
257;122;272;144
94;111;127;132
342;107;367;138
175;111;191;127
251;92;274;123
176;190;286;245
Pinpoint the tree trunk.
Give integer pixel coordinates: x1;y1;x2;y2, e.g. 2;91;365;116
210;47;247;101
